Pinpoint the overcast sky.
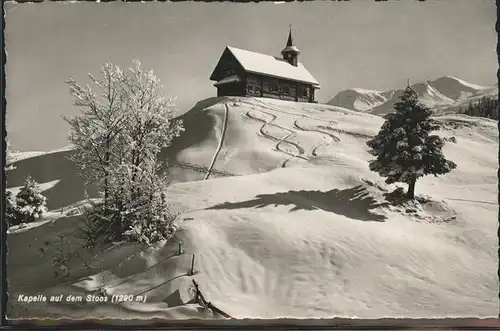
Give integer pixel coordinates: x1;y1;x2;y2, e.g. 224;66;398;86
5;0;497;152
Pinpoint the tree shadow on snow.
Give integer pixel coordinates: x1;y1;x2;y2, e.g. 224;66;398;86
158;97;220;163
383;187;431;206
207;185;389;222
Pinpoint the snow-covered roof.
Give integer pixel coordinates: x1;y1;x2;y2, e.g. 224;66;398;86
281;45;300;54
226;46;320;87
214;74;241;86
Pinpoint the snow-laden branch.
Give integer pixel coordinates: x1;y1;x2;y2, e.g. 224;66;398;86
63;60;184;245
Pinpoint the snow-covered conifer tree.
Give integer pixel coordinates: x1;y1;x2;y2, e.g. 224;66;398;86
5;190;18;227
366;85;457;199
15;176;48;223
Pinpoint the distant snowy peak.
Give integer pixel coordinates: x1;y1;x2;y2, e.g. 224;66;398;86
327;88;387;112
411;82;455;106
327;76;494;115
428;76;488;101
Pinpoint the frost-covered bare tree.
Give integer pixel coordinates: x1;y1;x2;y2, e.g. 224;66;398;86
64;60;183;244
118;61;183;199
63;63;129;209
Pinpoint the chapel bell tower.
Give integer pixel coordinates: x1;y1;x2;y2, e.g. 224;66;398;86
281;25;300;67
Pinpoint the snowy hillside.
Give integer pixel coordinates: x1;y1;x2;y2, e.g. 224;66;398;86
327;76;494;115
6;97;498;319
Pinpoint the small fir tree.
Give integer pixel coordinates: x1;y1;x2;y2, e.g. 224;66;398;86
367;85;457;199
5;190;18;227
15;176;48;223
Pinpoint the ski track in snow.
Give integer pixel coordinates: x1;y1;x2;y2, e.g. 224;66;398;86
204;103;230;180
238;97;354;166
319;125;374;139
443;198;496;205
293;119;341;157
243;107;307;165
171;161;236;177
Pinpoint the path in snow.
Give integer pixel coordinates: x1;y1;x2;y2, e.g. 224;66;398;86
204;103;230;180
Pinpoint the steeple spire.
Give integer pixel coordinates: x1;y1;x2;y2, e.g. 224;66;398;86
286;24;294;47
281;25;300;67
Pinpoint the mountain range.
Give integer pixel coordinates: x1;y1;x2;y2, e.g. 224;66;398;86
327;76;497;115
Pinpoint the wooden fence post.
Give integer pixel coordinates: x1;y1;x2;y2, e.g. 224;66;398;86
190;254;195;275
191;279;233;319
